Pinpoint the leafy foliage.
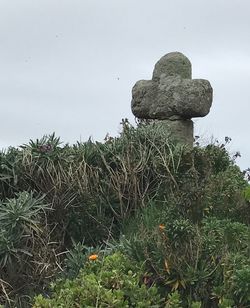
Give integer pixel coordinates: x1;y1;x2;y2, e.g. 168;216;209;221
0;192;55;306
119;201;250;306
33;252;164;307
0;121;249;307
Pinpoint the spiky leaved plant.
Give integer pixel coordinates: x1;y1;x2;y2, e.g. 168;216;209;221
0;192;51;306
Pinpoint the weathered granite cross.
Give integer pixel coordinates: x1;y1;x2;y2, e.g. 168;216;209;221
131;52;213;146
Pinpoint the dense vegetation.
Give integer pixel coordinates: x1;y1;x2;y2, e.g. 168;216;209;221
0;120;249;307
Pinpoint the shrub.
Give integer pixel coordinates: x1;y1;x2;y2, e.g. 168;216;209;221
61;240;104;279
33;252;164;307
119;201;250;306
0;147;23;199
212;253;250;306
0;123;249;306
166;290;182;307
229;265;250;304
201;218;249;256
0;192;55;306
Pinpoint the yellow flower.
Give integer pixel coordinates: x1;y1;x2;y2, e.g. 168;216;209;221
159;224;165;230
88;254;98;261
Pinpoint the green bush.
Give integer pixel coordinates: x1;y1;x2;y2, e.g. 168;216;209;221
230;265;250;304
61;240;105;279
178;140;248;223
166;291;182;307
212;253;250;306
119;200;250;306
0;192;49;266
33;252;164;307
0;192;55;306
0;147;23;199
0;123;249;306
202;218;249;255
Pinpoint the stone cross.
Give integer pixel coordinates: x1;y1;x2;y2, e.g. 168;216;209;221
131;52;213;146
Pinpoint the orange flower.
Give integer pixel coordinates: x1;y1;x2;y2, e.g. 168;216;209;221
88;254;98;261
159;224;165;230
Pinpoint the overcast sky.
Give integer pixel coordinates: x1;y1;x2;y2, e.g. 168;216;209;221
0;0;250;169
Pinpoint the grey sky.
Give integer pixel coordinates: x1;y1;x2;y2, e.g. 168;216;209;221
0;0;250;169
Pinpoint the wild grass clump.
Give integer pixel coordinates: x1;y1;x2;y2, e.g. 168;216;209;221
0;120;249;307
